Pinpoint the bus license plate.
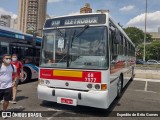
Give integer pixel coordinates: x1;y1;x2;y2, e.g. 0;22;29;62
57;97;77;106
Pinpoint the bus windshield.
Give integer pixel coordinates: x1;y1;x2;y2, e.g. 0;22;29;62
40;26;108;69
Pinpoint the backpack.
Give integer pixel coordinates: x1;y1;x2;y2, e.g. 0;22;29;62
0;63;15;72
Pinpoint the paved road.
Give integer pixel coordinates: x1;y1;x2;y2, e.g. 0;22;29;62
1;79;160;120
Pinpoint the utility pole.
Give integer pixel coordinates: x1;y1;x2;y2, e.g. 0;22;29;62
143;0;147;62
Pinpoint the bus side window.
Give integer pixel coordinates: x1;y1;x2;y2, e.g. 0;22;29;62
0;42;9;55
109;29;116;66
1;46;8;55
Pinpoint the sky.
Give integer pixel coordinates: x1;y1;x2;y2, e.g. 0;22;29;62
0;0;160;32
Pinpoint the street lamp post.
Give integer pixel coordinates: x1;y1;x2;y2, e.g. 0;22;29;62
143;0;147;62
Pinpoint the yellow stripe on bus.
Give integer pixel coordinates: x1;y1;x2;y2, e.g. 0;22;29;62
53;70;82;78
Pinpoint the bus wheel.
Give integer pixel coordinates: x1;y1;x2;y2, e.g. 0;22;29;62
20;68;31;83
117;76;123;98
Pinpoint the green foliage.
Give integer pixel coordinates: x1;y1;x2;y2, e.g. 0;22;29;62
136;41;160;60
124;27;143;46
124;27;152;46
146;33;152;42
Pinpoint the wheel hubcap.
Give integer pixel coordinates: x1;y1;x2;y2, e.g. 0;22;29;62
118;80;122;93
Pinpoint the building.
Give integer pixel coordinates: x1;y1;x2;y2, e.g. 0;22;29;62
80;3;92;14
0;19;7;26
0;15;11;27
10;18;18;30
150;27;160;41
18;0;47;36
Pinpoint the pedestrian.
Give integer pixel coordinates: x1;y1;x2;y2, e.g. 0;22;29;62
11;54;23;104
0;54;17;112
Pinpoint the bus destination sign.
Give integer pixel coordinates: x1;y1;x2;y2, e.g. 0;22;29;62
44;14;106;28
62;17;98;26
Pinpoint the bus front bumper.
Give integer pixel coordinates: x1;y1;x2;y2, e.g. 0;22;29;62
37;85;110;109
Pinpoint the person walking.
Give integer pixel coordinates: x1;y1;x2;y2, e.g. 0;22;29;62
10;54;23;104
0;54;17;112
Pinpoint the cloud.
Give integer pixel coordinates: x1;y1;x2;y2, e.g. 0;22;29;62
48;0;63;3
0;7;17;19
120;5;135;12
127;11;160;32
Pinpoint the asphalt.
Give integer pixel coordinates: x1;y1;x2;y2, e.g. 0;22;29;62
0;78;160;120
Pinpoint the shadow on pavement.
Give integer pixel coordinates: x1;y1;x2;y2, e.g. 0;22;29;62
40;79;133;117
19;79;38;85
16;96;29;102
17;90;22;93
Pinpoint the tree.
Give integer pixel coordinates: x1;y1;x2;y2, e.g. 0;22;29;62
149;41;160;60
124;27;152;46
137;41;160;60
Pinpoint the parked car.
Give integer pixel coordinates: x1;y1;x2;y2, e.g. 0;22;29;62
146;60;160;65
136;59;145;64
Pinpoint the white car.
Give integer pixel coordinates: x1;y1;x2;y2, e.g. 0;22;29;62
146;60;160;65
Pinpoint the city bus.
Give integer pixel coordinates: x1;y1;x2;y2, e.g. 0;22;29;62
38;13;135;109
0;26;42;83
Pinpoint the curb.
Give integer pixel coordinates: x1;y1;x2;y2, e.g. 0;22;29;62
134;78;160;82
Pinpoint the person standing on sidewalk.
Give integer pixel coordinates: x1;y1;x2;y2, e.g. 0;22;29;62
10;54;23;104
0;54;17;111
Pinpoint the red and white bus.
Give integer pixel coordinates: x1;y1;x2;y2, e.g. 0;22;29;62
38;13;135;109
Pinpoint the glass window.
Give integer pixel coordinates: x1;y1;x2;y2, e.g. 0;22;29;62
40;26;108;69
0;42;9;56
1;46;8;55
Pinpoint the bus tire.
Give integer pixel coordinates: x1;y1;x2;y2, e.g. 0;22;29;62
117;76;123;98
20;68;31;83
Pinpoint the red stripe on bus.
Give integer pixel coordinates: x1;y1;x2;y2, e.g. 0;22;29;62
40;69;101;83
40;69;53;79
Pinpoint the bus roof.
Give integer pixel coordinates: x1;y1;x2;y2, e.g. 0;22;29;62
48;13;107;19
0;26;42;43
44;13;107;28
44;13;134;47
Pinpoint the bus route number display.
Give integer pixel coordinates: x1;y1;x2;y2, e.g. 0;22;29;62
85;73;96;83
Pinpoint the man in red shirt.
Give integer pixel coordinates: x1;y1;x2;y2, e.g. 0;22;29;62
11;54;24;104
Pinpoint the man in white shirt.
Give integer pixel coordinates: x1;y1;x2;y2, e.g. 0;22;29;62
0;54;17;111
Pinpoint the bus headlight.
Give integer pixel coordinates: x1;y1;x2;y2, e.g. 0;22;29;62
45;80;50;85
87;84;92;89
40;79;45;85
95;84;100;90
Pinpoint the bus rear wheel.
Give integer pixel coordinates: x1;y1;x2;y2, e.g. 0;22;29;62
20;68;31;83
117;76;123;98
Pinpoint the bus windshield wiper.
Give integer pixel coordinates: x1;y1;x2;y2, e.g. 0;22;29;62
70;24;89;49
55;27;65;38
68;25;89;67
75;24;89;38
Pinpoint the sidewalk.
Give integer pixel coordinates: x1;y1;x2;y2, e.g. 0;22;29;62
135;69;160;80
134;78;160;82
